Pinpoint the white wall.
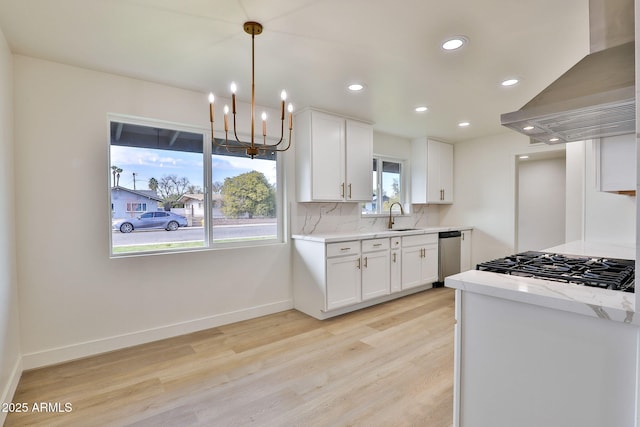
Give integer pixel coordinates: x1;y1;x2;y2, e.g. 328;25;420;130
517;156;566;252
373;131;413;159
0;26;21;423
439;132;545;264
564;139;636;246
13;56;293;368
583;140;636;246
440;132;635;265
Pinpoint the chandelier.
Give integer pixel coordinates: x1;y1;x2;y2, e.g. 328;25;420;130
208;21;293;159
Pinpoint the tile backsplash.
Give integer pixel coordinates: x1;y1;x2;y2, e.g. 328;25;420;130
292;203;440;235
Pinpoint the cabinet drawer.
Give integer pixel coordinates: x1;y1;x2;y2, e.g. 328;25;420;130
362;238;390;252
327;241;361;257
402;233;438;247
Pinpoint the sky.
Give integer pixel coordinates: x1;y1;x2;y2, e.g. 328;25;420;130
110;146;277;192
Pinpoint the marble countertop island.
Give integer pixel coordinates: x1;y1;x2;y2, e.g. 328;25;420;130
445;240;636;324
448;240;639;427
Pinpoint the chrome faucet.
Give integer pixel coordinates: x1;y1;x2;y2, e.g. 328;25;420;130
387;202;405;229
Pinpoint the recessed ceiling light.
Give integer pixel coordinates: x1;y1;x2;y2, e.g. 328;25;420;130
523;125;534;131
549;137;560;142
519;155;530;160
501;78;519;87
458;121;470;127
347;83;365;92
442;36;468;51
415;106;428;112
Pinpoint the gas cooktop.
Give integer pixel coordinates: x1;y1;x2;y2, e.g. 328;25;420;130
476;251;635;293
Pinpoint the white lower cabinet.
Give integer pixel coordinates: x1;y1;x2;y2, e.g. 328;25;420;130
401;234;438;290
326;252;362;310
361;238;390;300
293;232;440;320
325;240;362;310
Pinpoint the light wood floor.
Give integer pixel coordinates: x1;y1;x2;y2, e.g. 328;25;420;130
6;287;455;427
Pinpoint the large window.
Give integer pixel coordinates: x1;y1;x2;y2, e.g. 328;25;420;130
362;156;405;215
211;142;278;244
109;116;281;256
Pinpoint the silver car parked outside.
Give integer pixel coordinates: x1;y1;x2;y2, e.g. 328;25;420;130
113;211;188;233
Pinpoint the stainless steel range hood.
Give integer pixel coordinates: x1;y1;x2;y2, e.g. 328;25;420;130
501;0;635;144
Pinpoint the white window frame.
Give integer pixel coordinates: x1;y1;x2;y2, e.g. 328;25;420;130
362;155;408;216
108;113;285;257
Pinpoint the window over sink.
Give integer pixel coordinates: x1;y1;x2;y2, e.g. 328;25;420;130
362;156;406;215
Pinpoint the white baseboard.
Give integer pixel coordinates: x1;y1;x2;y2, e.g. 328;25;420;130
22;299;293;370
0;356;23;426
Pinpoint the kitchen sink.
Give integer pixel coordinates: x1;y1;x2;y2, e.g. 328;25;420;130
390;228;420;232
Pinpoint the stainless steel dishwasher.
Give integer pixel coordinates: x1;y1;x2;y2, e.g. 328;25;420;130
435;231;461;286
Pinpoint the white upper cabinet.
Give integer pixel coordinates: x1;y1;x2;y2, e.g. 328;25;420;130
295;109;373;202
597;134;636;195
411;138;454;204
345;120;374;201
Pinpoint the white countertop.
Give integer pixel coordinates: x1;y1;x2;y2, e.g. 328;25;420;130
291;225;472;243
445;240;637;324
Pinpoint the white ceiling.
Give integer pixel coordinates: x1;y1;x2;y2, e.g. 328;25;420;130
0;0;590;142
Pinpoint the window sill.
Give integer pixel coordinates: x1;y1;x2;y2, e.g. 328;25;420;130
110;238;287;259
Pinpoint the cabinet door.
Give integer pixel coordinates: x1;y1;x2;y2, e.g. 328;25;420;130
439;141;454;203
426;141;443;203
362;251;390;300
390;249;401;293
421;243;439;284
326;255;361;310
311;111;346;201
345;120;373;201
411;138;454;204
427;140;454;203
599;134;636;193
401;246;424;289
410;138;428;204
460;230;472;272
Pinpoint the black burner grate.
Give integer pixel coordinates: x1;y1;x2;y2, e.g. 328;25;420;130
476;251;635;292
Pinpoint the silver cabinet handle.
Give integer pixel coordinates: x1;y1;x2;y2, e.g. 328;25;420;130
364;256;368;268
393;253;397;263
356;258;361;269
348;183;352;199
340;247;351;251
373;243;382;247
